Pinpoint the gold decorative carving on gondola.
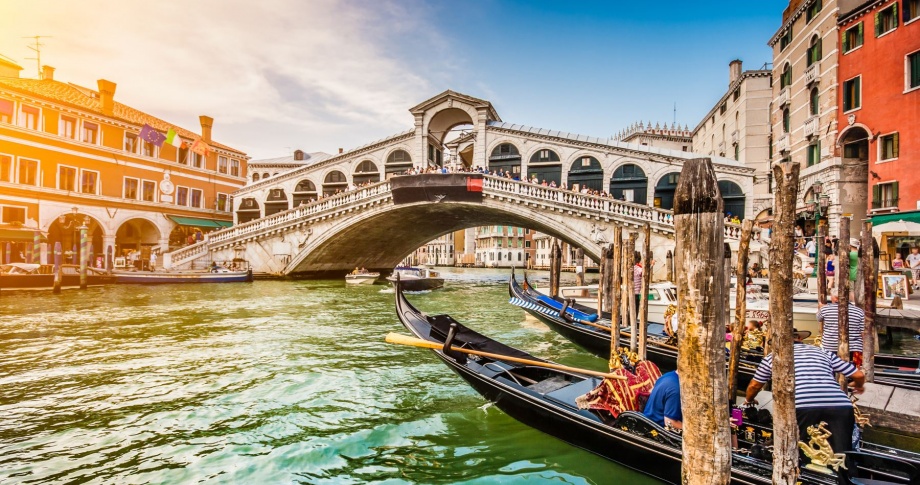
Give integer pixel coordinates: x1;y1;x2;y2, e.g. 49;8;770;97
797;422;847;474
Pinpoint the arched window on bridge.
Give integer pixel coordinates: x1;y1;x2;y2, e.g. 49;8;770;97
386;150;413;176
293;180;317;207
488;143;521;177
718;180;746;218
264;188;289;217
567;156;604;191
527;149;561;185
323;170;348;196
609;164;648;204
237;197;261;224
353;160;381;185
262;172;270;180
252;173;260;182
653;172;681;210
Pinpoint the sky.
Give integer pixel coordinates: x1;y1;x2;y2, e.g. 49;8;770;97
0;0;788;160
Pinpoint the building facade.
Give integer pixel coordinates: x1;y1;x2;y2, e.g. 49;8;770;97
692;60;774;218
0;60;248;266
613;122;693;153
475;225;528;268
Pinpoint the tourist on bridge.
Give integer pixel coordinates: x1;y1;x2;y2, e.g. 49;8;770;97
745;328;864;455
816;288;865;365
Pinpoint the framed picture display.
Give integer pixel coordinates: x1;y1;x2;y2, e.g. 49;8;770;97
882;274;909;300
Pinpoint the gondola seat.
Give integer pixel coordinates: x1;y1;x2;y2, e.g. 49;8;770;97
837;452;919;485
545;377;602;408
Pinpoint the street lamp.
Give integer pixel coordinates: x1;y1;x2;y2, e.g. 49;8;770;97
809;183;830;276
57;206;84;264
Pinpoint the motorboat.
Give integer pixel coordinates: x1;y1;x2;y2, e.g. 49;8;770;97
113;264;252;284
345;271;380;285
0;263;116;291
386;266;444;291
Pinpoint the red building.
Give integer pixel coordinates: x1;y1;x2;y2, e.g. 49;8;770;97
836;0;920;218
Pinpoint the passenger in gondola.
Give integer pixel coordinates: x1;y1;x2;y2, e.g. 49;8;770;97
643;370;682;430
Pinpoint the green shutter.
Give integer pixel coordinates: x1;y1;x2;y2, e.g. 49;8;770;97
893;133;900;158
856;77;861;108
912;53;920;88
893;182;899;204
875;11;881;36
893;3;899;26
843;29;850;51
873;184;881;205
858;22;864;45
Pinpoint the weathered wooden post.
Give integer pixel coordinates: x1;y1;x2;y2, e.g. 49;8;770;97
818;222;828;304
666;250;673;283
106;245;113;275
724;242;732;333
861;221;877;381
603;242;616;316
729;219;754;401
627;233;638;353
597;246;607;313
574;247;585;286
609;233;622;370
769;161;801;485
838;218;851;368
638;223;652;360
673;158;731;484
550;239;561;298
53;242;62;294
79;222;88;290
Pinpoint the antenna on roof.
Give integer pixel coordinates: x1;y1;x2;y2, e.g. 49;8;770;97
23;35;52;79
673;102;677;125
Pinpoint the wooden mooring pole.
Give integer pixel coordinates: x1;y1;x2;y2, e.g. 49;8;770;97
550;239;561;298
627;233;638;353
818;222;828;304
574;248;585;286
638;223;651;360
608;231;622;370
673;158;731;484
769;161;801;485
597;246;607;314
861;220;877;381
729;219;754;401
838;217;852;371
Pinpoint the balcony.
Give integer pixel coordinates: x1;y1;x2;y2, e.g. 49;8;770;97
803;116;820;138
805;62;820;85
777;86;791;107
731;130;739;144
777;133;791;153
717;141;725;153
872;198;899;210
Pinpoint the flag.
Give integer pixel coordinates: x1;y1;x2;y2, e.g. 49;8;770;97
139;123;166;147
190;139;210;157
165;128;183;148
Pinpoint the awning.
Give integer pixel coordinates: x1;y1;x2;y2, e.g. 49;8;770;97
0;228;46;242
167;215;233;229
871;210;920;226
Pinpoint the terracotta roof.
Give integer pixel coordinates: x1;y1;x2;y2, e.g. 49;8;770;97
0;77;245;155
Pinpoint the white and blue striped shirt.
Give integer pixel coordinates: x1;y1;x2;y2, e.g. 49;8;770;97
752;343;857;409
816;302;865;353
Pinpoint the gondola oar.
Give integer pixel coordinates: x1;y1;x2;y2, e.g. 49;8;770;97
385;333;627;380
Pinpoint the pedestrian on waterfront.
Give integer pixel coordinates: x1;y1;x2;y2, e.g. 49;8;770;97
893;252;905;271
908;248;920;289
806;237;816;259
745;328;864;455
643;370;682;430
149;251;157;270
826;254;836;289
816;288;865;365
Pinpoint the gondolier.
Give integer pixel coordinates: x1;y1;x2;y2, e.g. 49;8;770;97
816;288;865;365
745;328;865;455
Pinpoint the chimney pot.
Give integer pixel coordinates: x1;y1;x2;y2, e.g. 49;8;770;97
42;65;55;81
338;148;344;154
97;79;117;116
199;115;213;143
729;59;743;85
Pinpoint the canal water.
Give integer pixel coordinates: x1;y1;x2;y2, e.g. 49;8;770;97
0;268;660;484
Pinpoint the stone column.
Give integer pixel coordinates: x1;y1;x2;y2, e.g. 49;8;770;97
414;113;425;170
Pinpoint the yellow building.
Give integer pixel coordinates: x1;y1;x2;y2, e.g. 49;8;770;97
0;58;248;267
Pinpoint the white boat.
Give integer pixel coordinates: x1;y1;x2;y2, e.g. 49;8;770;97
387;266;444;291
345;272;380;285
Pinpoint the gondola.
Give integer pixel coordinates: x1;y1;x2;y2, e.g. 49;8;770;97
391;281;920;484
511;271;920;392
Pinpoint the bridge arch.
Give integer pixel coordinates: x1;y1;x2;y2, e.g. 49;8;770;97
608;162;648;204
292;179;318;207
384;148;413;176
567;153;604;191
353;160;382;185
322;169;349;196
525;147;562;184
487;140;522;176
717;180;745;217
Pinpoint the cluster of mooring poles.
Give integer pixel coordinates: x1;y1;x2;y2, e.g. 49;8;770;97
542;157;885;483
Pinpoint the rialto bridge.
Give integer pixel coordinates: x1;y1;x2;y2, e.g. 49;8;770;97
163;91;756;277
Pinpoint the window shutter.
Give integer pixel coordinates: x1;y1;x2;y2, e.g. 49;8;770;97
856;77;861;108
873;184;881;204
875;12;881;36
893;3;899;26
858;22;864;44
893;182;899;204
843;30;849;51
893;133;900;158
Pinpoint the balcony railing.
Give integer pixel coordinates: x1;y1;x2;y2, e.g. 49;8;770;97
731;130;739;144
803;116;820;138
777;86;791;107
872;198;899;210
805;62;820;85
777;133;791;152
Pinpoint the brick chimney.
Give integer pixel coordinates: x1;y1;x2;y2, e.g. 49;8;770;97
729;59;742;85
42;65;55;81
199;115;213;143
97;79;116;116
338;148;343;154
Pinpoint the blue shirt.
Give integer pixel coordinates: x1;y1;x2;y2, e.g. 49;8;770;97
643;371;681;427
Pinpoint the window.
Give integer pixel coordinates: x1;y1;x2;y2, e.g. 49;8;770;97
176;186;189;206
217;193;229;211
124;132;138;153
908;51;920;90
873;182;898;209
907;0;920;22
60;116;76;139
82;122;98;144
141;180;156;202
581;157;591;167
732;89;740;101
734;144;740;161
218;156;228;174
843;22;864;52
20;105;39;130
177;144;189;165
18;158;38;185
780;27;793;51
230;159;240;176
0;98;12;123
876;4;898;37
190;188;203;208
780;64;792;88
807;142;821;166
0;154;11;182
843;76;861;111
719;103;726;115
142;140;155;158
782;108;790;133
880;133;899;160
806;0;822;23
80;169;99;194
123;177;139;199
58;166;76;191
1;206;25;224
190;152;203;168
810;87;820;115
252;173;260;182
807;36;822;66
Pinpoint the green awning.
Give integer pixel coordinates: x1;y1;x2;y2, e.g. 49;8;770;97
871;211;920;225
0;228;46;242
167;215;233;229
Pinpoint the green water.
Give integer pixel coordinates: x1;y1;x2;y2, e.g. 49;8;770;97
0;268;659;484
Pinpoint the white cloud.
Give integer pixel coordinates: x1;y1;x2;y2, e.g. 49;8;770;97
0;0;450;157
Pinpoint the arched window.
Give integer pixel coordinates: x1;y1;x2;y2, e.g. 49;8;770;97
567;156;603;191
781;63;792;88
322;170;348;196
653;172;681;210
385;149;412;174
262;172;270;180
609;164;648;204
718;180;745;218
810;88;819;116
783;108;791;133
236;197;261;224
264;188;289;217
488;143;522;175
293;179;317;206
353;160;381;184
807;35;822;67
527;149;561;184
252;173;260;182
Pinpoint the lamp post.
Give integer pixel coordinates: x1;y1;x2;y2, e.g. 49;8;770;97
809;183;829;276
57;206;80;264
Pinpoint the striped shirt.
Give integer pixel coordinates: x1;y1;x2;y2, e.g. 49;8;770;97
752;343;857;409
633;264;642;294
816;302;865;353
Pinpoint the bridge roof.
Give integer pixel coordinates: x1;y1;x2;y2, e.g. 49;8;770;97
486;121;751;171
249;151;332;167
409;90;501;122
